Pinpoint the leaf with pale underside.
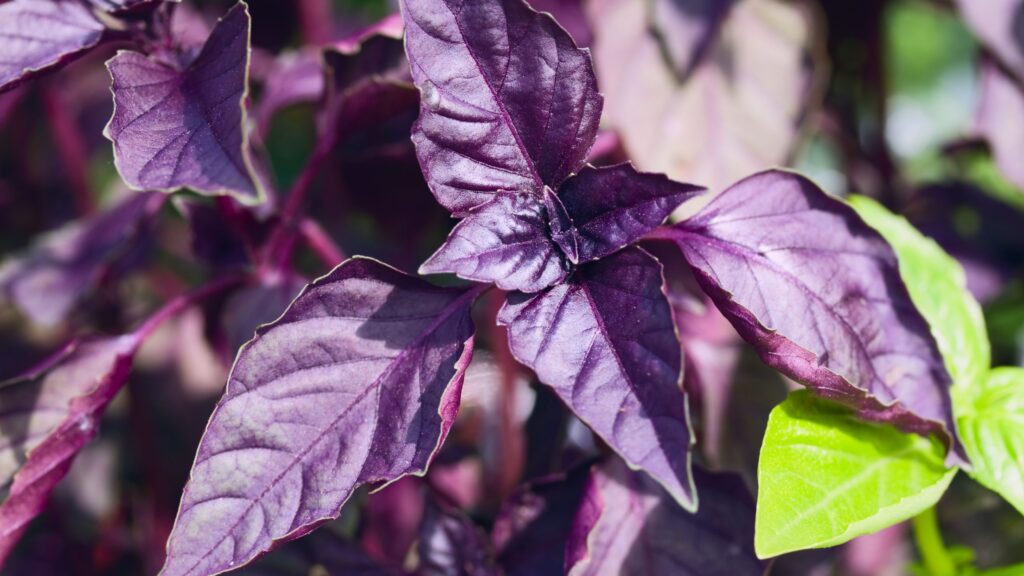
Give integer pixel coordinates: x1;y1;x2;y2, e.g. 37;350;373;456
550;163;705;264
420;191;569;293
954;0;1024;78
0;0;105;93
755;391;956;558
587;0;820;193
400;0;603;214
566;459;764;576
161;258;480;576
656;170;966;465
104;2;265;203
0;336;141;565
498;247;695;510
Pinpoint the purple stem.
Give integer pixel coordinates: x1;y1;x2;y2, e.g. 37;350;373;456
296;0;334;45
132;274;245;342
299;217;347;268
41;86;94;215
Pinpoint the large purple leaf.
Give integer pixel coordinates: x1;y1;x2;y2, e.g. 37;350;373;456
587;0;820;192
491;464;590;576
565;459;765;576
551;163;705;264
104;2;265;203
417;498;498;576
400;0;603;214
255;50;325;137
0;336;141;564
161;258;480;576
0;0;105;93
420;191;569;293
653;170;966;464
977;61;1024;191
0;192;162;327
498;247;695;509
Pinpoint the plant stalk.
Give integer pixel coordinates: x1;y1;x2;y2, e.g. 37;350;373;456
912;506;956;576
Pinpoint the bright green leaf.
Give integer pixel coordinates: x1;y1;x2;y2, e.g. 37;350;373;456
756;391;956;558
957;368;1024;516
848;195;990;391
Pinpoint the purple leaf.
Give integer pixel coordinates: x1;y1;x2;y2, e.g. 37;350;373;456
498;247;695;509
161;258;481;576
977;60;1024;191
400;0;603;214
954;0;1024;77
565;459;764;576
587;0;820;192
551;163;705;264
90;0;179;15
420;191;569;293
104;2;266;203
220;272;308;357
492;464;590;576
526;0;592;47
0;0;105;93
238;530;403;576
0;336;141;564
654;170;966;465
0;193;162;327
255;50;326;137
418;498;498;576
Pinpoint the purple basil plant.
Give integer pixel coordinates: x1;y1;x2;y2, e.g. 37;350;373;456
3;0;1023;574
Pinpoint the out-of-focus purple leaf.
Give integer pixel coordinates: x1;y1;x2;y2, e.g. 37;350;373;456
104;2;266;203
498;247;695;509
89;0;179;15
177;200;252;271
417;498;497;576
400;0;603;214
0;193;162;327
492;464;590;576
954;0;1024;77
977;61;1024;191
655;170;966;465
551;163;705;264
361;477;424;567
255;50;325;137
587;0;820;192
565;459;764;576
420;191;569;293
0;0;106;93
161;258;480;576
0;336;141;564
220;271;308;357
527;0;592;46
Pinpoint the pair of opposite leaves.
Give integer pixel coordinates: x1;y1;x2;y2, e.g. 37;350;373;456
148;0;964;574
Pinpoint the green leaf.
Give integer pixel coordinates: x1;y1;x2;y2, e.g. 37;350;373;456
848;195;990;390
956;368;1024;516
755;391;956;558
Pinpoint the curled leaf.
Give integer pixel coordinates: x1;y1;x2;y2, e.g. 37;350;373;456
0;0;106;93
0;336;141;564
105;2;265;203
418;498;498;576
400;0;602;213
420;191;569;293
499;247;695;509
161;258;480;576
656;170;966;465
566;459;764;575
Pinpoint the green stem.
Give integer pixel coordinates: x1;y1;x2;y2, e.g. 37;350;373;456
912;507;957;576
977;562;1024;576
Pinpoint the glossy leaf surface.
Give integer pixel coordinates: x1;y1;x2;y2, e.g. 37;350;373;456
756;391;955;558
161;258;479;575
0;0;105;93
551;163;704;264
566;459;764;575
588;0;819;191
499;247;695;509
661;170;965;464
0;336;140;564
401;0;602;214
105;3;265;203
0;193;161;327
420;191;569;293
